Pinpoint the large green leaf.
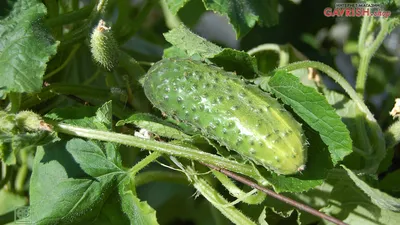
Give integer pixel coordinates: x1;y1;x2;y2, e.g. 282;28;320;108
268;71;353;165
0;0;59;93
29;138;158;225
202;0;279;38
29;139;125;224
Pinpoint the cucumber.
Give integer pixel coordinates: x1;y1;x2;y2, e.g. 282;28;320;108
143;58;307;175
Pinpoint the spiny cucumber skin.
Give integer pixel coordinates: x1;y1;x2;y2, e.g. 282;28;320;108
144;59;307;175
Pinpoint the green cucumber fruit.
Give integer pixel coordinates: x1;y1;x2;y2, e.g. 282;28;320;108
143;58;307;175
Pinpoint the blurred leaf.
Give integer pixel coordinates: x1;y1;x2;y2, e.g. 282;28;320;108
0;0;59;93
0;189;26;215
324;90;386;174
268;71;353;165
380;169;400;197
202;0;279;38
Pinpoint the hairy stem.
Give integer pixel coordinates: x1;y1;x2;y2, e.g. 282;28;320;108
247;43;290;67
355;18;390;96
188;167;258;225
129;152;162;176
52;122;257;178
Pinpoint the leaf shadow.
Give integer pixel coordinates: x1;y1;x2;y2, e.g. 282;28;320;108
40;139;93;180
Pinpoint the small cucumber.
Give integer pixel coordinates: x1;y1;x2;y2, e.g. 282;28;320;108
144;58;307;175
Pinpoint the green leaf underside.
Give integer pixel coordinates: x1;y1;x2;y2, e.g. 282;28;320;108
202;0;279;38
0;0;59;93
116;113;191;140
269;71;352;165
321;169;400;225
119;178;159;225
343;166;400;212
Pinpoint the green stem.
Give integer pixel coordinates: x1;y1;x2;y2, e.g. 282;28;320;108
134;171;188;186
247;43;289;67
83;69;101;85
129;152;162;176
46;3;94;27
15;165;28;193
277;61;375;122
44;44;81;80
355;19;390;97
52;122;256;177
159;0;181;29
213;170;266;205
15;150;29;193
0;165;12;190
357;16;371;54
189;167;257;225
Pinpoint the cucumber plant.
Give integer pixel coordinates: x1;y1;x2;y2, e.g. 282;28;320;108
0;0;399;225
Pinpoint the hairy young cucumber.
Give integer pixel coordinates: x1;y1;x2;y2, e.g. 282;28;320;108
143;58;307;175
